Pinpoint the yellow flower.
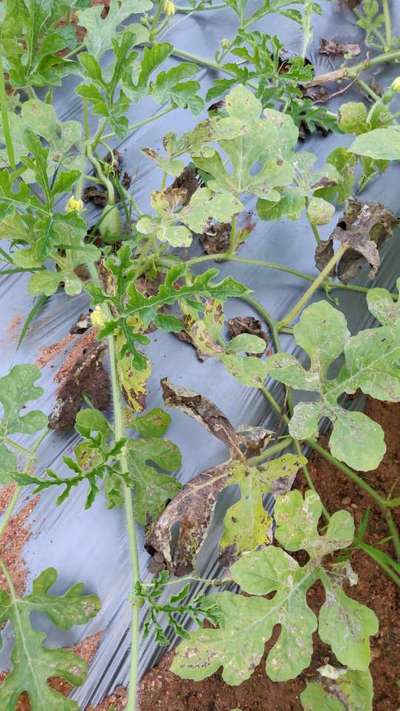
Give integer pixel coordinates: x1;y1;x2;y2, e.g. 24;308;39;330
163;0;176;16
91;305;107;329
66;196;84;213
391;77;400;93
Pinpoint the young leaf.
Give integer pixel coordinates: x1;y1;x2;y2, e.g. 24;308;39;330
0;567;100;710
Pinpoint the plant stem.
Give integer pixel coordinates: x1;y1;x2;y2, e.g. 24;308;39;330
279;244;347;328
175;3;226;12
356;78;382;103
102;105;175;141
382;0;393;51
0;487;20;540
170;47;225;73
4;437;32;456
358;542;400;587
0;54;16;169
384;509;400;561
305;198;321;244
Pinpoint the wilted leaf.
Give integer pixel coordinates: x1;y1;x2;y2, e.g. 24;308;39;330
137;186;242;248
117;333;151;412
319;39;361;57
314;238;335;274
301;667;373;711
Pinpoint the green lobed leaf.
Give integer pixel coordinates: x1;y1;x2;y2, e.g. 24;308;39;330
0;567;100;710
173;490;376;686
0;364;47;436
192;87;297;200
265;300;390;470
78;0;152;58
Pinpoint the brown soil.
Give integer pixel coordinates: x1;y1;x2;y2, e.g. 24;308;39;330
138;398;400;710
86;686;128;711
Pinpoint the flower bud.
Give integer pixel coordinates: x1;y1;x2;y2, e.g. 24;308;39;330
163;0;176;16
391;76;400;92
66;196;84;213
91;305;107;329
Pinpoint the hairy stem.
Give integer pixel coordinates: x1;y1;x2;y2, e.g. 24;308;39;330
249;437;294;465
103;105;175;141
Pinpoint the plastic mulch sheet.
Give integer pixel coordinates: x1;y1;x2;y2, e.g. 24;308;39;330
0;1;399;706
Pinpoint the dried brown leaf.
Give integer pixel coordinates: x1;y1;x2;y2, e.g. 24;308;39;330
169;165;200;206
161;378;242;457
147;460;232;575
319;38;361;57
200;220;231;254
314;238;336;275
331;199;398;282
